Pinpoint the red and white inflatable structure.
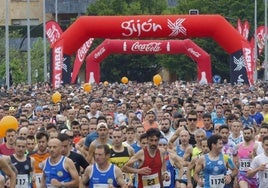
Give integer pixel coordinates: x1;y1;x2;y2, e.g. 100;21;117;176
54;15;253;85
76;39;212;83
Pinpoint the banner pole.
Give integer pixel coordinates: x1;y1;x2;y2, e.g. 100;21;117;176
43;0;47;82
5;0;9;88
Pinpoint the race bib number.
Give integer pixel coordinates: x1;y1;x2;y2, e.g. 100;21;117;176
239;159;251;171
47;185;57;188
163;171;171;187
142;173;160;188
16;174;29;188
209;174;225;188
93;184;109;188
34;173;42;188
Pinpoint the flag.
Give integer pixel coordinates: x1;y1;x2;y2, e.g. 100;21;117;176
46;21;71;86
242;40;254;85
256;26;267;55
51;39;63;89
237;18;242;35
242;20;250;40
45;20;63;46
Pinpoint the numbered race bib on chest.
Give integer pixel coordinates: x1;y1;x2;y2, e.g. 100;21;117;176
163;171;171;187
16;174;29;188
263;169;268;183
46;185;57;188
209;174;225;188
142;173;160;188
34;173;42;188
239;159;251;171
93;184;109;188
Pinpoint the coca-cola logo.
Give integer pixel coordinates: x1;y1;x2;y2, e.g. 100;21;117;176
131;42;162;52
94;47;106;59
77;39;93;62
187;48;201;58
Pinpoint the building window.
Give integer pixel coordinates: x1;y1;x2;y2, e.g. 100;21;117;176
11;19;39;26
11;0;39;2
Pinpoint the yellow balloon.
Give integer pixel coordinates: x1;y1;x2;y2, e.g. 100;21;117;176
103;81;109;87
121;77;128;84
83;83;92;92
153;74;162;85
52;91;61;104
0;116;19;138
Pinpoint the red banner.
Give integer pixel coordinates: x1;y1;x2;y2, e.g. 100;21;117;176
71;38;94;83
242;20;250;40
52;39;63;89
46;21;63;88
257;26;268;55
237;18;242;35
45;20;63;46
242;40;254;85
85;39;211;83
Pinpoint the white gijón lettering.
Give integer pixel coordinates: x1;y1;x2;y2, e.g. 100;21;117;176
121;19;162;37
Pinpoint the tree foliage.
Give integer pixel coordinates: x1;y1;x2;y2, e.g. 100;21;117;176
0;27;49;85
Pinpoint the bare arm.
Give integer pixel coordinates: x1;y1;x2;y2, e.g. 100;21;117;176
64;158;79;187
160;148;167;174
169;127;183;145
194;156;204;187
122;150;145;174
247;166;261;178
40;172;46;188
226;157;238;177
0;158;16;188
183;146;193;161
2;156;17;174
30;158;35;182
75;138;86;156
169;152;183;170
115;166;128;188
82;165;92;185
86;142;96;164
127;145;135;157
186;158;197;188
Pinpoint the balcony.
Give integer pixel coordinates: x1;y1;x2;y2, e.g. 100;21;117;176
45;0;94;14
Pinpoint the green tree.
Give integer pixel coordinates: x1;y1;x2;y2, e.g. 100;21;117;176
0;28;49;85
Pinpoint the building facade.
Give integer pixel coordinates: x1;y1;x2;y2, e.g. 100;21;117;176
0;0;93;26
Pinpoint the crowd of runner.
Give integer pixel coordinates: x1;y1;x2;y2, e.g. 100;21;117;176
1;80;268;187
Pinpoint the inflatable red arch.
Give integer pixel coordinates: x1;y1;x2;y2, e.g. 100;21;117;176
77;39;212;84
55;15;253;84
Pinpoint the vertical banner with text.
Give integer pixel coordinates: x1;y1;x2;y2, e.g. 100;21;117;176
46;20;71;88
230;49;249;85
52;40;63;89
